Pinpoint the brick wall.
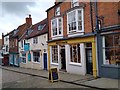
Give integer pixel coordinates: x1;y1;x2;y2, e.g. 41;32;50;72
47;1;120;41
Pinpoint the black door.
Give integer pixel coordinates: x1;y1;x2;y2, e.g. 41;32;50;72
86;49;93;75
43;53;47;70
61;49;66;70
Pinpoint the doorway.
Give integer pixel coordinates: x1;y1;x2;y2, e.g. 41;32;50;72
43;53;47;70
86;43;93;75
60;46;66;70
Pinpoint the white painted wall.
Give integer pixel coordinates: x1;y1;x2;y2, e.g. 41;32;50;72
65;44;86;75
20;33;48;70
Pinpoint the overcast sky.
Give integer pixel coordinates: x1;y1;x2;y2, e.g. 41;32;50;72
0;0;54;39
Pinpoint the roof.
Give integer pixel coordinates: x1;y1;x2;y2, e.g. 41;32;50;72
9;23;27;40
19;18;48;41
46;2;62;12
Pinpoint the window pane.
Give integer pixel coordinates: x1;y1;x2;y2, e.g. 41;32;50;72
70;44;81;63
52;45;58;63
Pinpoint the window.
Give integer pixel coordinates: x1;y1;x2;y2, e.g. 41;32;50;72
71;0;79;7
51;45;58;63
103;34;120;65
33;37;38;44
67;9;83;34
21;41;23;48
33;52;40;62
70;44;81;63
51;17;62;36
55;7;60;16
21;53;26;63
6;45;8;52
38;24;46;30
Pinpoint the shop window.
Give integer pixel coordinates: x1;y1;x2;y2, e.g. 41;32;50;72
103;34;120;65
67;9;84;34
33;52;40;63
51;45;58;64
70;44;81;63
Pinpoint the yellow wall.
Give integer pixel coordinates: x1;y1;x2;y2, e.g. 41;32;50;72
48;36;97;78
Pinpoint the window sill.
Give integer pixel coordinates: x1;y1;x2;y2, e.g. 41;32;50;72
21;62;26;64
33;62;40;64
101;64;120;68
51;63;59;66
69;62;82;66
52;35;63;40
68;32;84;37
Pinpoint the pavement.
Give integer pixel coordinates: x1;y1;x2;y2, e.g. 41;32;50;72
0;66;119;89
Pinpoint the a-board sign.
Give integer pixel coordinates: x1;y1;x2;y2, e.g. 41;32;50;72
49;68;59;82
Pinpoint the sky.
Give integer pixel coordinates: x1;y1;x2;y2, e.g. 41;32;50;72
0;0;54;39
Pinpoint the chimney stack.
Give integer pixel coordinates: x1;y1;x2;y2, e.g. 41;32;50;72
26;14;32;28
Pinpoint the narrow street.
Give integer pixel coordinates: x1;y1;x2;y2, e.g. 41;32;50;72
2;69;97;89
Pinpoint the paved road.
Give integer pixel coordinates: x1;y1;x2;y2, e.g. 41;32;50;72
2;69;97;89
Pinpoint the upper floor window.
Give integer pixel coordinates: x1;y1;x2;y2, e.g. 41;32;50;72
51;17;63;37
67;9;84;34
71;0;79;7
33;37;38;44
55;7;60;16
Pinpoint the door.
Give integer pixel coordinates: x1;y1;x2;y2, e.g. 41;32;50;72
61;48;66;70
43;53;47;70
86;49;93;75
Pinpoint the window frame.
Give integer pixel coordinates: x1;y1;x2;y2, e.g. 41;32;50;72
21;53;26;63
102;34;120;65
33;51;40;63
51;17;63;37
51;45;59;65
71;0;79;8
67;8;84;35
33;37;38;44
69;44;81;65
55;7;60;16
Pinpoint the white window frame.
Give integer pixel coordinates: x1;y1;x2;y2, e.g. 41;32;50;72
33;51;40;63
71;0;79;8
51;17;63;38
55;7;60;16
51;45;59;65
67;8;84;35
33;37;38;44
69;44;81;65
21;53;26;64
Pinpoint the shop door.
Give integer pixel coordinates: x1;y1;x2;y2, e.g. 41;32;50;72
43;53;47;70
86;49;93;75
61;48;66;70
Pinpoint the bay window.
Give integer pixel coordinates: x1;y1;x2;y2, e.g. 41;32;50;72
67;9;84;34
70;44;81;63
51;45;58;63
103;34;120;65
51;17;63;37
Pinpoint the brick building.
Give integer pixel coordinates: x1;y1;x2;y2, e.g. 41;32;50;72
46;0;120;79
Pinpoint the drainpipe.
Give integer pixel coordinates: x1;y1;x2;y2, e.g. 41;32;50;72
90;1;94;32
94;0;100;78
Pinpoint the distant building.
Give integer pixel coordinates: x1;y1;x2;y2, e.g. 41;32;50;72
19;18;48;70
